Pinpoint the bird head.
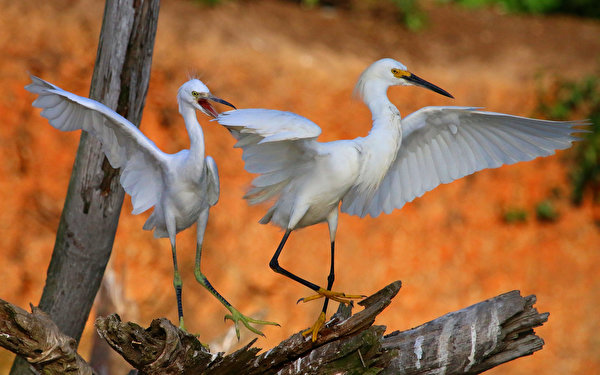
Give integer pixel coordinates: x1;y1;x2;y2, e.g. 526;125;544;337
177;79;236;118
354;58;453;100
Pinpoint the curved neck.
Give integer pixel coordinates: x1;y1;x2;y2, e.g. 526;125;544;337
361;79;399;127
354;78;403;192
180;104;205;160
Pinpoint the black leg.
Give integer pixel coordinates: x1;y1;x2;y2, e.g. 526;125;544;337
170;242;185;329
269;229;321;292
321;240;335;315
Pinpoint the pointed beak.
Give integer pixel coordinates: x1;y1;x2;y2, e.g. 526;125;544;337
198;94;236;118
405;73;454;99
208;95;236;110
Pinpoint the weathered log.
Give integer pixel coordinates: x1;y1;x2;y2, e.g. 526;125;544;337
0;282;548;374
91;281;548;374
0;300;95;375
33;0;160;344
382;291;549;374
10;0;159;374
379;291;549;374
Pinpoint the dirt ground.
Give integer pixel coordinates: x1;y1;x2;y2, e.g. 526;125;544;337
0;0;599;373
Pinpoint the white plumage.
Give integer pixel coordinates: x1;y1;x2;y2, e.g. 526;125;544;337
216;58;586;341
218;59;584;233
26;76;220;237
26;76;277;338
342;106;582;218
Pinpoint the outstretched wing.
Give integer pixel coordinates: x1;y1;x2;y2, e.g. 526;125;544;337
342;106;587;218
205;156;220;207
216;108;321;205
26;75;168;215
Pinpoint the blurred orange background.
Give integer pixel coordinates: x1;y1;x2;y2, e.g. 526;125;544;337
0;0;599;373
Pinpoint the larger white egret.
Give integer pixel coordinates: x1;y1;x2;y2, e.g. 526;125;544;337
216;58;586;341
26;76;278;338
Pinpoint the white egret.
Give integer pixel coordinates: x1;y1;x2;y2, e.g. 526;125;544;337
216;58;586;341
26;76;278;338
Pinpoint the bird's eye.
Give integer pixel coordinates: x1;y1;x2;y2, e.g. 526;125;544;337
191;91;199;97
391;68;410;79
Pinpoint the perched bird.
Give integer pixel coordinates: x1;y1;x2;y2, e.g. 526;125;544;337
26;76;278;338
216;58;586;341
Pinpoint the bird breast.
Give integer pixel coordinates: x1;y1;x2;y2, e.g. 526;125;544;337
354;118;402;193
268;141;361;229
166;177;208;232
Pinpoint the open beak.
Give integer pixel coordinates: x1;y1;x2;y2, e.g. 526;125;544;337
405;73;454;99
198;95;237;118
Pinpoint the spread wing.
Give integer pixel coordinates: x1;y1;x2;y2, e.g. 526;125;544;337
26;75;168;215
342;106;587;218
216;108;321;205
205;156;220;207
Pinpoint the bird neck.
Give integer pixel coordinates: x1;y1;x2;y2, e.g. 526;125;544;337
354;80;403;195
361;79;401;130
180;105;205;160
362;80;401;139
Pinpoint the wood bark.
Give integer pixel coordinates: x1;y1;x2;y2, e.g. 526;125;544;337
0;300;95;375
0;281;549;374
10;0;160;374
94;281;547;374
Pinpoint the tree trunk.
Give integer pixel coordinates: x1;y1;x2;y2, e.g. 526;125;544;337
10;0;160;373
0;281;549;374
0;300;95;375
94;281;549;374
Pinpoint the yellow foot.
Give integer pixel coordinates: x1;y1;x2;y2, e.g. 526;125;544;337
225;307;280;340
297;288;366;305
302;312;326;342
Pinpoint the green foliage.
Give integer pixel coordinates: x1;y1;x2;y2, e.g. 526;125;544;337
298;0;428;31
390;0;428;31
503;207;528;223
453;0;558;13
200;0;599;18
535;200;559;222
445;0;600;17
300;0;321;7
537;73;600;205
193;0;222;5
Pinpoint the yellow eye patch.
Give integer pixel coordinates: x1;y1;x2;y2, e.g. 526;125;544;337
391;68;411;78
191;91;200;97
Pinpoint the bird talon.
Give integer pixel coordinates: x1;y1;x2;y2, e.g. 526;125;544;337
302;312;326;342
224;308;279;340
299;288;365;305
297;294;323;304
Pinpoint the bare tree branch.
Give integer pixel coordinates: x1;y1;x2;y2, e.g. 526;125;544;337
0;282;548;374
92;281;548;374
380;290;549;374
10;0;159;373
0;300;95;375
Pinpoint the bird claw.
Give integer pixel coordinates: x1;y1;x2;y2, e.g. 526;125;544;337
297;288;366;305
178;317;187;332
301;312;326;342
224;308;280;340
177;319;210;348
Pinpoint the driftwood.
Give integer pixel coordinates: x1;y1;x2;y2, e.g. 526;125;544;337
0;281;549;374
31;0;160;344
10;1;160;373
0;300;95;375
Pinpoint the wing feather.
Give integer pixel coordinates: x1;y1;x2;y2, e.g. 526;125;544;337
26;75;167;215
342;106;587;218
216;109;321;207
205;156;220;207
